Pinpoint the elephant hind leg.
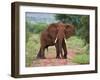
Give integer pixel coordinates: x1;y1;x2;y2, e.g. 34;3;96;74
55;43;61;59
36;48;46;59
36;48;41;59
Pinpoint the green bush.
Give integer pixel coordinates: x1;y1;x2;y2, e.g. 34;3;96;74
72;53;89;64
66;36;85;50
32;23;48;33
26;21;48;34
67;36;89;64
26;34;40;66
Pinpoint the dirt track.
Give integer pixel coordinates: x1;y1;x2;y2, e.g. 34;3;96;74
31;46;77;67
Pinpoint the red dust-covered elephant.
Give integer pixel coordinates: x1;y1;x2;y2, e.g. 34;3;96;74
36;22;75;59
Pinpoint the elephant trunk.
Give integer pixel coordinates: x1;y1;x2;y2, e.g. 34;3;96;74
58;39;63;55
56;31;65;58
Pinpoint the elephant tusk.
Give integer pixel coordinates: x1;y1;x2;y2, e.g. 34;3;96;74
54;37;57;43
64;38;66;42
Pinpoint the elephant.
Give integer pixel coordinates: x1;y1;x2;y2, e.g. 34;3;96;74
36;22;75;59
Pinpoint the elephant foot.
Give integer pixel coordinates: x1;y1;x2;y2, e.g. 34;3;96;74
42;56;46;59
56;56;61;59
62;57;67;59
63;56;67;59
36;56;46;59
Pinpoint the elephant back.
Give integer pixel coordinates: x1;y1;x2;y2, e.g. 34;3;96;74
47;23;58;39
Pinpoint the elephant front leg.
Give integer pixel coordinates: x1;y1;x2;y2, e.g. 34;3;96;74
55;43;60;59
62;39;67;59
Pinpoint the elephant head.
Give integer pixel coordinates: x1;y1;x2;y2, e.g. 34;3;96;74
54;22;75;43
53;22;75;58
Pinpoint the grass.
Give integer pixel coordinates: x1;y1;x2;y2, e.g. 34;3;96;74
66;36;85;50
72;53;89;64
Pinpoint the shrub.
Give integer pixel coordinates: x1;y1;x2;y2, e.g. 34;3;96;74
32;23;48;33
72;53;89;64
26;34;40;66
66;36;85;50
26;21;48;34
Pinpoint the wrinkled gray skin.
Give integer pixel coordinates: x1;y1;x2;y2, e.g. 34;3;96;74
37;22;75;59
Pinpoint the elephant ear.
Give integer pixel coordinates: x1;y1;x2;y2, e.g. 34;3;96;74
47;23;58;39
65;24;75;39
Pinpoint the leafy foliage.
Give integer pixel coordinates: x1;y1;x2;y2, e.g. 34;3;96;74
26;21;48;33
67;36;85;49
26;34;40;66
72;53;89;64
26;21;48;43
